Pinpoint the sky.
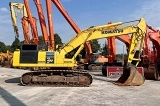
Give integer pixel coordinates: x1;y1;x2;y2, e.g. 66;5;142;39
0;0;160;53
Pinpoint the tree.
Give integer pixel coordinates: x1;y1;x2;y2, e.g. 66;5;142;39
0;41;7;53
54;33;62;46
116;53;127;59
11;38;21;52
90;40;101;53
6;45;12;52
101;42;109;57
20;33;62;47
37;36;44;44
78;40;101;58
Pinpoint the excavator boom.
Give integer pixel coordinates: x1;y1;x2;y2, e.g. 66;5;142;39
24;0;39;44
34;0;49;47
46;0;54;50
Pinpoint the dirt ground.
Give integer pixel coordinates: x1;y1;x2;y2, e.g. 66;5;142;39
0;67;160;106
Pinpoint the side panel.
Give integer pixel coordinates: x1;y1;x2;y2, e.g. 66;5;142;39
20;51;38;63
37;51;46;64
107;67;144;77
12;50;77;68
12;51;20;66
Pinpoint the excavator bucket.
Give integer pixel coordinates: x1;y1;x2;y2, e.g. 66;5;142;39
113;65;145;86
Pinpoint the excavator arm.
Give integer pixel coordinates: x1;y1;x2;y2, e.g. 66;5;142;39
60;18;146;65
9;2;27;38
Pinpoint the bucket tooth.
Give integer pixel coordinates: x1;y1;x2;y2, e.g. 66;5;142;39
113;65;145;86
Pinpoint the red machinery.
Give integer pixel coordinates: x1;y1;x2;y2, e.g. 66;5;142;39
21;17;30;44
34;0;50;49
102;25;160;80
24;0;39;44
46;0;54;50
139;25;160;80
21;16;39;44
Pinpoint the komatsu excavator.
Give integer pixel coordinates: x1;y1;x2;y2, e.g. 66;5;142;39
12;18;146;87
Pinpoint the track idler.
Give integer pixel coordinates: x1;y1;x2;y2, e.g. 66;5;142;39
113;65;145;86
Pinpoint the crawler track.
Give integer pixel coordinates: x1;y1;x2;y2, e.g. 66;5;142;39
21;69;92;87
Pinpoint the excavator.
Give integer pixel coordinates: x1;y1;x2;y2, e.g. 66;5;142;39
12;18;146;87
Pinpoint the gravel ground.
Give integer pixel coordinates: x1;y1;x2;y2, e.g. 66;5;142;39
0;67;160;106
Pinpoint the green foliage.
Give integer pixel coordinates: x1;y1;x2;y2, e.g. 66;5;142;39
116;53;127;59
38;33;62;46
38;36;44;44
6;45;12;52
0;41;7;53
90;40;101;53
20;33;62;46
54;33;62;45
20;40;25;44
10;38;21;52
101;43;109;57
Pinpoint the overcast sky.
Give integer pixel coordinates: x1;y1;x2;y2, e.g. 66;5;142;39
0;0;160;53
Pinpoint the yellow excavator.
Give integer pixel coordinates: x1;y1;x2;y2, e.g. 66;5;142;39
12;18;146;87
